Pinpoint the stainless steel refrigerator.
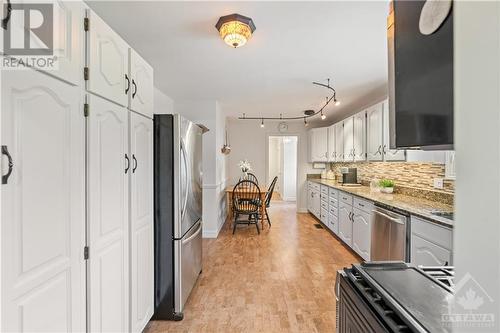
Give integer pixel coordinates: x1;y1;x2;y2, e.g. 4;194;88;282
153;114;203;320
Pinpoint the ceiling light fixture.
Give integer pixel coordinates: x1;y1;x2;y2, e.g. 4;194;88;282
304;117;308;127
215;13;256;48
260;118;265;128
238;78;339;123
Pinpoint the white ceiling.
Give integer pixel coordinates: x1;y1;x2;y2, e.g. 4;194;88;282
88;1;390;122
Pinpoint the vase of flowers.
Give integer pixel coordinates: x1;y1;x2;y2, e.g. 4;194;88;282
238;159;252;180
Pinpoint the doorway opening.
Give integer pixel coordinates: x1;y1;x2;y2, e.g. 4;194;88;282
268;136;298;203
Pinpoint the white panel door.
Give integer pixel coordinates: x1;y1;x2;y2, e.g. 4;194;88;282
338;203;352;246
335;122;344;162
382;100;406;161
352;208;371;260
353;111;366;161
312;128;328;162
327;125;336;162
1;70;85;333
50;0;84;85
129;112;154;333
86;9;129;106
87;94;129;333
129;49;154;118
343;117;354;162
0;0;83;84
367;103;384;161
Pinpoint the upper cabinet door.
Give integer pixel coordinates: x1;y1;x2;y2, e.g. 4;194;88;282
315;127;328;162
0;0;83;85
129;112;154;332
353;111;366;161
335;122;344;162
367;103;384;161
327;125;336;162
87;94;129;333
51;0;84;85
382;100;406;161
86;9;129;106
1;70;85;333
129;49;154;118
343;117;354;162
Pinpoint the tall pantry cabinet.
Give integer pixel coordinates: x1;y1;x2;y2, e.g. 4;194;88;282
1;3;154;333
85;7;154;333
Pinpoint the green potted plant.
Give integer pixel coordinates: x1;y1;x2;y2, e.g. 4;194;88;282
379;179;395;194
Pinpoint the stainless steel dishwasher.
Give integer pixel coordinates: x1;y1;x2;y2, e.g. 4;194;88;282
371;205;409;261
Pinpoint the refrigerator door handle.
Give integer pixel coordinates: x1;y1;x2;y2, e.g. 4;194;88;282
180;139;189;220
182;221;202;245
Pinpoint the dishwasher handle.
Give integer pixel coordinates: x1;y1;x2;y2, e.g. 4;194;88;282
372;209;405;225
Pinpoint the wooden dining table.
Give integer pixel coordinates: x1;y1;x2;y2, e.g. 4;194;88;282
225;185;268;229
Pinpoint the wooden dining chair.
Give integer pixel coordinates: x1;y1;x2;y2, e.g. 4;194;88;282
253;176;278;227
232;180;261;235
246;173;258;184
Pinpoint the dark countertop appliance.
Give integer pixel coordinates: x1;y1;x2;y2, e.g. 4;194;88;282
340;167;357;185
388;1;453;150
336;262;454;333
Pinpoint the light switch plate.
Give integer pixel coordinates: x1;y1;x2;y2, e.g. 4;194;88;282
433;178;444;189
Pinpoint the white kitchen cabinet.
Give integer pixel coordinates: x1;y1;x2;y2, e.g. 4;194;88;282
382;100;406;161
308;127;328;162
367;103;384;161
87;94;130;333
129;49;154;118
335;122;344;162
343;117;354;162
411;234;452;266
352;208;371;260
338;202;353;246
410;216;452;266
1;70;86;332
129;112;154;332
86;9;129;106
327;125;336;162
353;111;366;161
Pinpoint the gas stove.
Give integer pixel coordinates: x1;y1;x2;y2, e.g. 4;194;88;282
336;262;454;333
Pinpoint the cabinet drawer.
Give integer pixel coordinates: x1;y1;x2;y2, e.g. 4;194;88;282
329;214;338;234
353;197;373;213
320;185;329;196
309;181;320;191
328;188;339;198
330;205;338;217
411;234;452;266
339;192;353;205
329;197;338;208
321;208;329;224
411;216;452;250
320;200;328;210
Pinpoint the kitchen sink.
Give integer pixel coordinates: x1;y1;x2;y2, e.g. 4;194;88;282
430;211;454;220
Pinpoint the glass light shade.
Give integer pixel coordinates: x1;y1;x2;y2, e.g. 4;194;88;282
219;21;252;48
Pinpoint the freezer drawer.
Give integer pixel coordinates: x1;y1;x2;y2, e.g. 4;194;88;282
174;220;202;315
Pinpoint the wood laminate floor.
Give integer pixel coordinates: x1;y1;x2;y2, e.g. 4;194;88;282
145;201;360;333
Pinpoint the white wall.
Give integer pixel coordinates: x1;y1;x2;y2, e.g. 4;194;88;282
454;2;500;331
153;87;174;114
227;119;313;212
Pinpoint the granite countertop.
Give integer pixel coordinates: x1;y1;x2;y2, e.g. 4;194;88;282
308;178;454;227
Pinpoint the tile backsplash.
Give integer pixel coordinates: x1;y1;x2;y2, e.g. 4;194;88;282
329;162;455;194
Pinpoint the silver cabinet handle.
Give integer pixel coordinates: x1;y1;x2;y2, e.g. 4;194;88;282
382;144;387;154
124;154;130;174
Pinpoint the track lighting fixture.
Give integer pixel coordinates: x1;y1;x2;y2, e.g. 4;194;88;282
238;78;339;124
304;117;308;127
